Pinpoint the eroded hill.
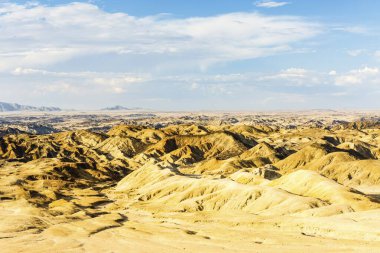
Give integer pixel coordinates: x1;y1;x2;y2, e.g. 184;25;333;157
1;118;380;252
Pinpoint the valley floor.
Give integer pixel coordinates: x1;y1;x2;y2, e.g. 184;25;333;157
2;206;380;253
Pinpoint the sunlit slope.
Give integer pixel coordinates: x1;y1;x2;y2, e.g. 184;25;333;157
1;121;380;252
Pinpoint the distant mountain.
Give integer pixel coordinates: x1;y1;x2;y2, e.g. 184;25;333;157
101;105;142;111
0;102;61;112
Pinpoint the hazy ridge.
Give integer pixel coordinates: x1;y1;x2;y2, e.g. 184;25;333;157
0;102;61;112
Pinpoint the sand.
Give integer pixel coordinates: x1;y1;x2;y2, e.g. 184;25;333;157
1;111;380;252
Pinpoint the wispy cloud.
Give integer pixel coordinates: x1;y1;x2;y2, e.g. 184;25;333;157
347;49;366;57
332;25;370;35
258;68;322;86
12;68;148;95
374;50;380;59
4;64;380;109
255;1;290;8
0;2;320;72
334;67;380;86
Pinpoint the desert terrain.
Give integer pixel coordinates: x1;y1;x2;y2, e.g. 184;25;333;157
1;110;380;252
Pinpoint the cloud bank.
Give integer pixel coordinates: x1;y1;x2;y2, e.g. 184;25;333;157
255;1;290;8
0;2;320;72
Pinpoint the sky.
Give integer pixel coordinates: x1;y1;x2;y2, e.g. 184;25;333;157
0;0;380;110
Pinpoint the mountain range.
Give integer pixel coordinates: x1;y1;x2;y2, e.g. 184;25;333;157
0;101;61;112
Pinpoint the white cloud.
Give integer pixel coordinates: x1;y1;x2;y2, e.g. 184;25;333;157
12;67;93;77
178;67;380;93
255;1;290;8
0;2;321;71
333;26;369;34
260;68;307;79
12;67;148;94
93;76;145;94
34;81;78;94
347;49;366;57
334;67;380;86
168;73;247;94
258;68;321;86
374;51;380;59
4;64;380;109
274;68;308;78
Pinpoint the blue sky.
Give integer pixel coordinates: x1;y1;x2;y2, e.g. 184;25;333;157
0;0;380;110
